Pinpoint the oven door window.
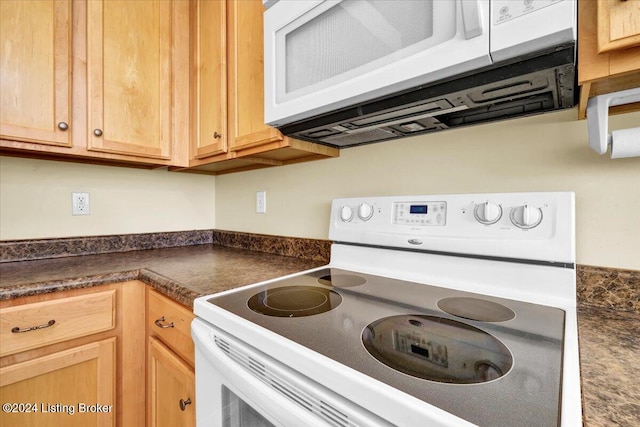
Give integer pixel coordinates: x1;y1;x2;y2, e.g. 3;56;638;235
222;386;276;427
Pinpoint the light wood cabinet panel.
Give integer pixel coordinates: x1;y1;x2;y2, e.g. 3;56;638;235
179;0;338;175
119;281;147;427
226;0;338;164
227;0;281;152
1;1;190;167
147;289;195;367
147;337;195;427
87;0;173;160
597;0;640;53
191;0;228;160
0;0;72;147
0;338;115;427
577;0;640;118
0;290;115;357
0;281;146;427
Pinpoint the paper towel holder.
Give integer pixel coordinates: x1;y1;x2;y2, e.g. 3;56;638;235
586;87;640;155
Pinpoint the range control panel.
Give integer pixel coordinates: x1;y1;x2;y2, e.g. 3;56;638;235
393;202;447;226
329;192;575;264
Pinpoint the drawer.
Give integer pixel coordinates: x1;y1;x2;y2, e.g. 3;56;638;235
0;290;116;357
147;289;194;366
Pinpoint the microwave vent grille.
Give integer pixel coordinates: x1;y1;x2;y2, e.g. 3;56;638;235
320;128;396;146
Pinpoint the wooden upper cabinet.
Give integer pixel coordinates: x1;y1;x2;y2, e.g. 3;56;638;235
227;0;283;152
577;0;640;118
0;0;72;147
597;0;640;53
191;0;227;161
1;0;333;173
87;0;173;160
1;0;190;166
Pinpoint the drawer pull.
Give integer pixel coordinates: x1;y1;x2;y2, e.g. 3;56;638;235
154;316;174;329
179;398;192;411
11;319;56;333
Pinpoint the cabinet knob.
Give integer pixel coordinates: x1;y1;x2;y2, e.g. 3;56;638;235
179;398;192;411
93;129;103;137
154;316;174;329
213;132;222;139
57;122;69;131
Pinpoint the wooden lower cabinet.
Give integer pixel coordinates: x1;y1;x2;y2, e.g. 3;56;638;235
146;287;196;427
0;281;145;427
0;338;116;427
147;337;195;427
0;282;197;427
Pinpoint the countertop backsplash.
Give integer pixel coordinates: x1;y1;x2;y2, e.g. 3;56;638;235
1;230;637;312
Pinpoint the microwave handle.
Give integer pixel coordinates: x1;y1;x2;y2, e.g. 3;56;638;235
461;0;484;39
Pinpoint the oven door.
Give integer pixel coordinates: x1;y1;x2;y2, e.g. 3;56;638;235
264;0;491;127
192;318;393;427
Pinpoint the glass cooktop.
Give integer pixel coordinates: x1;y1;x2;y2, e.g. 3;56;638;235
207;267;565;426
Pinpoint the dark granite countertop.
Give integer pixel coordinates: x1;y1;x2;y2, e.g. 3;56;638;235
0;243;326;307
1;241;638;426
578;306;640;426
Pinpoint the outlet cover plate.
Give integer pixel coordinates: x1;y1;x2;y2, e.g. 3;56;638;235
72;192;90;215
256;191;266;214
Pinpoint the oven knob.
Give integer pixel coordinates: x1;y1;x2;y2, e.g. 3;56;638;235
358;203;374;221
340;206;354;222
473;201;502;225
510;204;543;229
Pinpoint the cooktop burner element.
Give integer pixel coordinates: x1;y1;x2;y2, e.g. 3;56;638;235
437;297;516;322
317;273;367;287
362;315;513;384
247;286;342;317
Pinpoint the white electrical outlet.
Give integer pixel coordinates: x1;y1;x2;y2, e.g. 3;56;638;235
72;192;90;215
256;191;266;213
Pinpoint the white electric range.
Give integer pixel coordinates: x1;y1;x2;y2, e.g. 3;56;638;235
192;192;581;426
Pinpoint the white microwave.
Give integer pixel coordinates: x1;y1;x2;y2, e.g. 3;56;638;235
263;0;577;147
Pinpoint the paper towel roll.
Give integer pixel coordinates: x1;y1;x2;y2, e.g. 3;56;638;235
610;127;640;159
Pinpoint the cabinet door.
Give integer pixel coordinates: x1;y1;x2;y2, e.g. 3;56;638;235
228;0;285;152
0;338;115;427
148;337;195;427
87;0;172;160
0;0;72;147
597;0;640;53
147;289;195;367
192;0;227;160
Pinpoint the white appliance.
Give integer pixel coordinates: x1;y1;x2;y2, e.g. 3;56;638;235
263;0;577;147
193;191;581;426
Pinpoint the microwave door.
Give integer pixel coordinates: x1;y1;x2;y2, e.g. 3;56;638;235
264;0;492;127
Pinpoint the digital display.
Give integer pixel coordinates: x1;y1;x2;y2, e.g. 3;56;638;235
410;205;428;214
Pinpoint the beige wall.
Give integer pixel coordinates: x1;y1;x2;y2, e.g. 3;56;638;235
215;108;640;270
0;156;216;240
2;109;638;269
